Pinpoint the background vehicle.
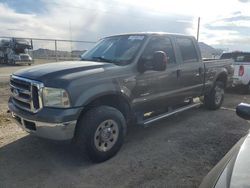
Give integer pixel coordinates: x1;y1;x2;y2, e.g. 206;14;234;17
0;38;33;65
9;32;233;162
200;103;250;188
220;51;250;93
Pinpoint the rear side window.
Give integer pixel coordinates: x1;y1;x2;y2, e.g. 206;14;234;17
220;53;232;59
176;38;198;63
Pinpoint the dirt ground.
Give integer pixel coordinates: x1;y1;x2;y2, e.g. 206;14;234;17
0;80;250;188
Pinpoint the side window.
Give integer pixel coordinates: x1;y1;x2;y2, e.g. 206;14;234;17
176;38;198;63
140;37;176;64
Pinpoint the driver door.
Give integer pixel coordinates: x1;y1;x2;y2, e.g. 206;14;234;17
132;36;181;113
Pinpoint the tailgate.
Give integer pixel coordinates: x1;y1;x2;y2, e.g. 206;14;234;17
233;64;240;77
233;62;250;77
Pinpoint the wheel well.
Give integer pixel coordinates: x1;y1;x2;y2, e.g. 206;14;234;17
80;94;133;123
216;73;227;86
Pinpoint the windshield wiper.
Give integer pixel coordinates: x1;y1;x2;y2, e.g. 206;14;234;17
92;56;117;64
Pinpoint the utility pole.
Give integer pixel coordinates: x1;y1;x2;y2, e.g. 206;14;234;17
55;40;58;62
197;17;200;41
69;21;73;60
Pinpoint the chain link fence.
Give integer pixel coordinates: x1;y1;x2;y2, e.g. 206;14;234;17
0;36;96;65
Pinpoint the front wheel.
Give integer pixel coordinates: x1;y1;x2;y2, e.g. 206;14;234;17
204;81;225;110
75;106;126;162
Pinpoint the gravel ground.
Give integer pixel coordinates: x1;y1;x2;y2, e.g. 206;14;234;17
0;82;249;188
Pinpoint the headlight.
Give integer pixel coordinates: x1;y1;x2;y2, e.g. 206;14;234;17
42;87;70;108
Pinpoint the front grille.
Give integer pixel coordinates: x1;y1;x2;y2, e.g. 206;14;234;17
10;75;44;113
20;55;30;61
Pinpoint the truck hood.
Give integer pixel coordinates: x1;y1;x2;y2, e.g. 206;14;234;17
13;61;113;83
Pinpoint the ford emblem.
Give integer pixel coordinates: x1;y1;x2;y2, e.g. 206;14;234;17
13;89;19;97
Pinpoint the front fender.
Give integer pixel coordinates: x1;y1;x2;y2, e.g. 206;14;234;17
74;83;132;107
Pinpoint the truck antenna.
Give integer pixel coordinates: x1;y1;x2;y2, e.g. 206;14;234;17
197;17;200;42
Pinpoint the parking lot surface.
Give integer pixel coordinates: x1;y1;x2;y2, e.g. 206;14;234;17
0;80;249;188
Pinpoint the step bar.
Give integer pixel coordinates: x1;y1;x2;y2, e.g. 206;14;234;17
142;102;201;126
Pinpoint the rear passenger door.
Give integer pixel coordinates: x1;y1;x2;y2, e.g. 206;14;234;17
175;37;204;98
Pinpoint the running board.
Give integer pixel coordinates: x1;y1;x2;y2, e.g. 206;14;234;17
142;103;201;126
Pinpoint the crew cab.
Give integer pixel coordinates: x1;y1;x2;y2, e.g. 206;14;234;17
9;32;233;162
220;51;250;93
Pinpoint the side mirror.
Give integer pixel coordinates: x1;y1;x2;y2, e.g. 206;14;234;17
236;103;250;120
153;51;168;71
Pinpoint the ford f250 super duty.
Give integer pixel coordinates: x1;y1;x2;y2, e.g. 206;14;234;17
9;32;234;162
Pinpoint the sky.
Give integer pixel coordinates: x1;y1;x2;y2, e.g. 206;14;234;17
0;0;250;51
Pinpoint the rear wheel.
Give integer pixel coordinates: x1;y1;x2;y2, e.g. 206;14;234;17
75;106;126;162
204;81;224;110
242;83;250;94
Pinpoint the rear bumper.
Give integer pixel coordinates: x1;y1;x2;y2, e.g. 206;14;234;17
232;77;247;87
14;60;33;64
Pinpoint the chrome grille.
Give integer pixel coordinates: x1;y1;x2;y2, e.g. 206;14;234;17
20;55;30;61
10;75;44;113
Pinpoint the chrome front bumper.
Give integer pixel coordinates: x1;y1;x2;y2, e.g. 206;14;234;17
11;112;77;140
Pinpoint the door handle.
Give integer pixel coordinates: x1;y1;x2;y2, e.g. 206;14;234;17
199;67;203;74
195;67;203;77
176;69;181;78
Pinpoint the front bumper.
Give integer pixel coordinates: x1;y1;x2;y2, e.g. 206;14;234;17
8;98;83;140
14;60;33;64
12;112;76;140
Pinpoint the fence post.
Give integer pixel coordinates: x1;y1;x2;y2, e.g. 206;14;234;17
55;40;58;61
30;39;34;62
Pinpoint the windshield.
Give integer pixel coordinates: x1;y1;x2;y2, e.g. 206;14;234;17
81;35;146;65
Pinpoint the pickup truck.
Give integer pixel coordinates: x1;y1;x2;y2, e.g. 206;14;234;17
8;32;234;162
220;51;250;93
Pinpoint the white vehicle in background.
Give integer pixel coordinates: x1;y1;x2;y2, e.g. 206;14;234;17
0;38;33;65
220;52;250;93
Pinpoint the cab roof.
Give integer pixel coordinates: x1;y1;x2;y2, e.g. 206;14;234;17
105;32;194;38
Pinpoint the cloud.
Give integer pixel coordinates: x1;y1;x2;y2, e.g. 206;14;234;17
222;15;250;22
238;0;250;3
0;1;195;51
0;0;250;51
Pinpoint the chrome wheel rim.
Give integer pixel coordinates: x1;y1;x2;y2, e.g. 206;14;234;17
94;119;119;152
215;86;224;105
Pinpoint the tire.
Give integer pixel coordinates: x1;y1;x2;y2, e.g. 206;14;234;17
75;106;126;162
241;84;250;94
9;59;15;65
204;81;225;110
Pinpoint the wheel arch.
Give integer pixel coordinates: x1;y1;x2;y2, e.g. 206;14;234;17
215;71;228;87
78;92;134;124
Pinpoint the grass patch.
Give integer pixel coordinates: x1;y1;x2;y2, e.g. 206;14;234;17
0;113;11;128
0;82;9;88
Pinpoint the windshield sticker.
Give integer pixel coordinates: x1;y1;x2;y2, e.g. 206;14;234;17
128;36;144;40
